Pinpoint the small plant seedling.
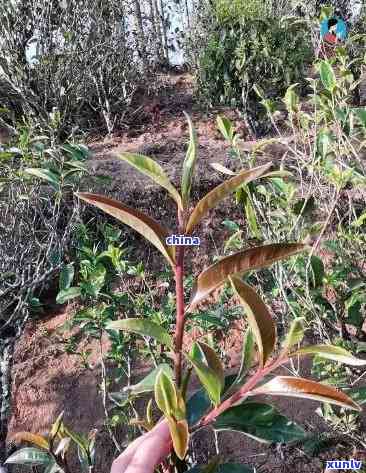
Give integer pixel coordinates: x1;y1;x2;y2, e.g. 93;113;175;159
6;413;96;473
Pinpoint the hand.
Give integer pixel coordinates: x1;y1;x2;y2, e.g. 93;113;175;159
111;421;172;473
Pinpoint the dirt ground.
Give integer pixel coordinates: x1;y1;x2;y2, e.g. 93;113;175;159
9;309;362;473
8;74;366;473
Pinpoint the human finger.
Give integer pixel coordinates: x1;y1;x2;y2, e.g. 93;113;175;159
111;421;172;473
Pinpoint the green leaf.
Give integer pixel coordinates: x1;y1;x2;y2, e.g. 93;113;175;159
261;170;293;180
214;402;306;443
54;438;71;456
284;84;299;113
106;318;173;348
62;427;88;456
283;318;305;352
84;263;106;297
346;292;365;329
253;84;265;99
242;188;260;239
352;209;366;228
186;164;272;234
187;389;211;427
155;371;179;417
194;342;225;388
292;196;315;216
217;116;235;142
224;230;243;253
25;168;60;190
189;243;307;310
50;411;64;439
181;112;198;209
190;358;222;406
354;108;366;128
189;343;224;406
309;256;325;288
316;129;332;159
119;153;183;209
293;345;366;366
59;263;75;292
356;342;366;354
186;377;238;427
235;328;255;383
319;61;337;92
320;6;334;21
222;220;240;232
346;302;365;329
66;161;88;172
348;387;366;405
6;448;51;466
76;193;175;267
56;286;81;304
230;277;276;368
252;376;361;411
62;143;90;161
0;151;17;161
121;364;173;397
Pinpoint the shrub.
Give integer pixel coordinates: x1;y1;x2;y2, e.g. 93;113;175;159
0;0;141;136
193;5;313;132
0;128;93;466
213;0;271;23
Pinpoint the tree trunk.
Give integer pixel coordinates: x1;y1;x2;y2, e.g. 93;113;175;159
147;0;163;62
132;0;149;70
152;0;166;63
158;0;169;63
185;0;191;29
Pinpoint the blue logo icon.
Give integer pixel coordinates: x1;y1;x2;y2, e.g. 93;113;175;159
321;16;348;44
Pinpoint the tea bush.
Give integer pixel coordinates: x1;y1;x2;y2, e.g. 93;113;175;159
0;125;94;465
0;0;146;136
193;2;313;131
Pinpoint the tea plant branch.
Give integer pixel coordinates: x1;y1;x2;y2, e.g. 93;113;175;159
194;355;288;430
173;205;188;388
174;244;186;388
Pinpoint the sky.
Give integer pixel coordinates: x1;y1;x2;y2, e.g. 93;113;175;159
26;0;191;65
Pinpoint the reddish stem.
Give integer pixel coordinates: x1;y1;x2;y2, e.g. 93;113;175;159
174;210;186;388
196;356;288;429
